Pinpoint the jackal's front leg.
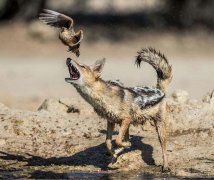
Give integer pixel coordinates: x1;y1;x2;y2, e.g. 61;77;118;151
112;126;129;156
116;119;131;148
110;119;131;164
105;121;115;156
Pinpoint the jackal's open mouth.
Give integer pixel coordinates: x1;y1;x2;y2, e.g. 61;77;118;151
65;58;80;81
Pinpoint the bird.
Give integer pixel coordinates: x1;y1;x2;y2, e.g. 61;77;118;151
39;9;83;57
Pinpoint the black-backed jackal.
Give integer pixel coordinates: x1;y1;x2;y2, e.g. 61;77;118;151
65;48;172;171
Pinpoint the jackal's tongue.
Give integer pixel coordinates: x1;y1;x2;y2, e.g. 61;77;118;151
67;62;80;80
71;71;79;79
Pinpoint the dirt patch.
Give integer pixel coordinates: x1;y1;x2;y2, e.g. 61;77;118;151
0;90;213;178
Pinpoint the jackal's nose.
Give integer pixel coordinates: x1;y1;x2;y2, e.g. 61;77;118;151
66;58;72;66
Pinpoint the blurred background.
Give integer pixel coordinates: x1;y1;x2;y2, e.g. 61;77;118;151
0;0;214;110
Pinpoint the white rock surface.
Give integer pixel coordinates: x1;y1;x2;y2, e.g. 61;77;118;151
172;89;189;103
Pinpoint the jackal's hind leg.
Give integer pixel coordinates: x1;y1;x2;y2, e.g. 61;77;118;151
105;121;115;156
155;120;169;172
116;119;131;148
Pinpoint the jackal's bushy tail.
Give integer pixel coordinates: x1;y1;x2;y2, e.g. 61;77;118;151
135;48;172;93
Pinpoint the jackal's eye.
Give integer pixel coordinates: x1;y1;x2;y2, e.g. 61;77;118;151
80;65;86;69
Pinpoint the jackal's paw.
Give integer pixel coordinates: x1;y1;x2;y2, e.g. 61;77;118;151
110;147;124;164
111;154;118;164
115;139;131;148
119;142;131;148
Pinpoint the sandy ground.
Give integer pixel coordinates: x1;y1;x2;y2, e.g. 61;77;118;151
0;23;213;178
0;91;213;178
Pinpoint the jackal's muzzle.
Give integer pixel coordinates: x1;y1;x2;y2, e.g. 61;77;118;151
65;58;80;82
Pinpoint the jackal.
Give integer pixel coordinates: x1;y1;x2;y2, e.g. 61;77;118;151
65;48;172;171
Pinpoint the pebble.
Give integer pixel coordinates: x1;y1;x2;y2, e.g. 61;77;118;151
175;169;195;177
172;90;189;103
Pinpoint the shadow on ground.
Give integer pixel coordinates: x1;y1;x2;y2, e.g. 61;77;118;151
0;135;155;178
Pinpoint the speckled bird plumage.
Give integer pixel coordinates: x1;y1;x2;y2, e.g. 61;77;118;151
39;9;83;57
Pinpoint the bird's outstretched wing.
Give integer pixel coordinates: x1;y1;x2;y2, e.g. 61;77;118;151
39;9;73;29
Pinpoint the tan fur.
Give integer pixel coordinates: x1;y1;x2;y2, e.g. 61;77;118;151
66;48;172;171
136;48;172;93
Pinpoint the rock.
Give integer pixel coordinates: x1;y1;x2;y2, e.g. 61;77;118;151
167;143;174;152
83;132;92;139
0;139;6;146
38;99;68;115
175;169;194;177
0;102;8;111
202;90;214;105
187;99;198;106
210;91;214;105
172;89;189;103
59;98;94;116
198;131;209;140
59;98;80;114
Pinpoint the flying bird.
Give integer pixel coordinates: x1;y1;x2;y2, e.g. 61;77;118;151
39;9;83;57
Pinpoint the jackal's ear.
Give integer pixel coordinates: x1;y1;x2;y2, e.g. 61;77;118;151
92;58;106;74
